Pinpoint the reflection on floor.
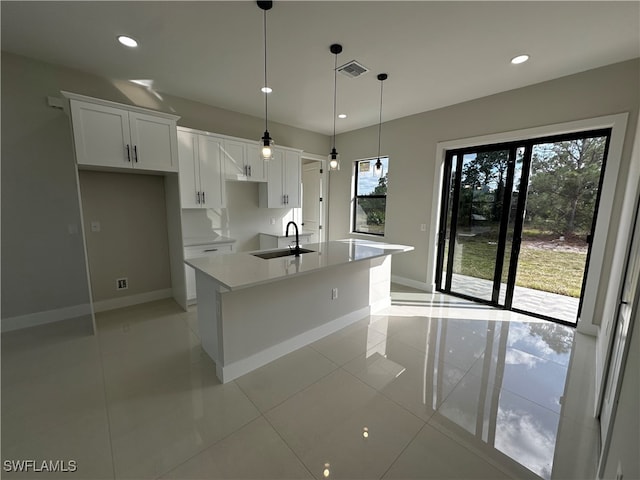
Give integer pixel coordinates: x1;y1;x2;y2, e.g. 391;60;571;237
1;286;599;479
448;273;580;324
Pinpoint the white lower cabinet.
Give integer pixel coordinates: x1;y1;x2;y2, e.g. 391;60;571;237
185;243;233;303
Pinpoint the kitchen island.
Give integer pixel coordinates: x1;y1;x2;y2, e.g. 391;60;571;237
186;239;413;382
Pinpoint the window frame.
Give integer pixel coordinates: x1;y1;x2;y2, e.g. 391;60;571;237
351;157;389;236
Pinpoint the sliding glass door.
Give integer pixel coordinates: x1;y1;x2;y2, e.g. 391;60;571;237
436;130;610;325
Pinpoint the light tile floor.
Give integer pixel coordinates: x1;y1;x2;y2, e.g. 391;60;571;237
1;286;599;479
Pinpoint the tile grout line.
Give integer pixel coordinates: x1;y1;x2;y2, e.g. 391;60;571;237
94;319;119;480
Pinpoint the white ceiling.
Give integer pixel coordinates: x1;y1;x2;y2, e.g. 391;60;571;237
2;1;639;136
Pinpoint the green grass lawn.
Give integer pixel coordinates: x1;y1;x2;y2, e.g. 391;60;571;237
453;237;586;297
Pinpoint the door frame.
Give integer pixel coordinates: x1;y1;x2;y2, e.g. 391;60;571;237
428;113;628;335
436;130;611;325
300;152;328;243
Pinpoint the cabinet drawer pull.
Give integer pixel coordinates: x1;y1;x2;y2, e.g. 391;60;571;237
203;248;218;252
134;145;139;162
126;144;131;162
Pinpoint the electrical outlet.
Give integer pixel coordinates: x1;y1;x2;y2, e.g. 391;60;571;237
420;223;427;232
270;217;276;225
116;277;128;290
331;287;338;300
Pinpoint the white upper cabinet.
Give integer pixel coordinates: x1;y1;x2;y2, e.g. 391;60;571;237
177;128;226;209
259;147;302;208
65;92;179;172
223;139;267;182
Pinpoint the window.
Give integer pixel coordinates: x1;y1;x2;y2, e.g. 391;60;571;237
352;157;389;235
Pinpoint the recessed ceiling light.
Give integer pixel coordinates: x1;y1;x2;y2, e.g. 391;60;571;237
261;86;272;93
511;54;530;65
338;114;347;119
118;35;138;48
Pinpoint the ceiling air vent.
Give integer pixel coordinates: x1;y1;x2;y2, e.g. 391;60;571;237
337;60;369;79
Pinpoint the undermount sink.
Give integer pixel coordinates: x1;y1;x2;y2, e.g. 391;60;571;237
252;248;315;260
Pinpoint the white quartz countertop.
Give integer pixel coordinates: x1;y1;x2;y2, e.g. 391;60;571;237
185;239;413;291
183;235;236;247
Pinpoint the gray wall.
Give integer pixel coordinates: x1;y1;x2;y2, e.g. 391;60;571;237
330;58;639;304
0;51;329;324
78;171;172;302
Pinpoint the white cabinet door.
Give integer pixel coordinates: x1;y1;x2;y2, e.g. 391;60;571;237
222;138;247;179
283;149;301;208
70;101;131;168
224;139;267;182
129;112;176;171
199;136;226;209
246;144;267;182
177;129;226;210
259;148;301;208
178;130;200;209
261;149;286;207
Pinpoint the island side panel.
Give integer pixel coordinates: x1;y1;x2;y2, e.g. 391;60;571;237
195;270;224;365
369;255;392;312
218;258;380;381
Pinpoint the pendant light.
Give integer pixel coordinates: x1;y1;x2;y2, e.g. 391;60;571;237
258;1;274;160
373;73;388;178
328;43;342;171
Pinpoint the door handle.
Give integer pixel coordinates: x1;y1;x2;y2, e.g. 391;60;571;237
126;144;131;162
134;145;138;163
196;192;201;204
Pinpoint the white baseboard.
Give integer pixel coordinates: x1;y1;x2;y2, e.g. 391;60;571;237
93;289;173;313
391;275;433;292
1;303;92;332
217;305;370;383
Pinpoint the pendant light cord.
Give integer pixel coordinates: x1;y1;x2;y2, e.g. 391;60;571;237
377;78;384;160
332;53;338;150
263;9;268;132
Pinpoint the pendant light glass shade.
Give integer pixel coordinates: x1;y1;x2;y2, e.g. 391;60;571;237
258;1;273;160
373;157;384;178
373;73;388;178
328;44;342;171
329;148;340;171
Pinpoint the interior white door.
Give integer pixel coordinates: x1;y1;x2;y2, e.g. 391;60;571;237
597;196;640;477
302;162;322;243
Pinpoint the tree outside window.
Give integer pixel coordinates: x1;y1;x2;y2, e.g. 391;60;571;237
353;157;389;235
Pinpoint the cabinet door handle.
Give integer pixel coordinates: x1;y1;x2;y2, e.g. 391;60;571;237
126;144;131;162
244;165;247;176
134;145;138;163
203;248;218;252
248;165;252;176
202;191;206;204
196;191;201;204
